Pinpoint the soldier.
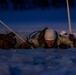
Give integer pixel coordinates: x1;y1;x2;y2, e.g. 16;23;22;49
14;27;57;49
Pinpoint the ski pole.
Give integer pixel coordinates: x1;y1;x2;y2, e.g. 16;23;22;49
0;20;25;42
66;0;72;34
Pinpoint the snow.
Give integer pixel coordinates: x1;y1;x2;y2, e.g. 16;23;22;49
0;49;76;75
0;5;76;75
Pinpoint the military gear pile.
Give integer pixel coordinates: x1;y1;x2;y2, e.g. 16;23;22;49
0;32;16;49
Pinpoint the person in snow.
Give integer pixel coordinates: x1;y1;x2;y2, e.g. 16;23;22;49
14;27;58;49
29;27;58;48
14;27;75;49
37;27;57;48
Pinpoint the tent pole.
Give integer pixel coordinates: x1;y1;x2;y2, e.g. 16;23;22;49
66;0;72;34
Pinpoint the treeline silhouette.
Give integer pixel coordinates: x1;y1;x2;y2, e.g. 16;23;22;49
0;0;75;10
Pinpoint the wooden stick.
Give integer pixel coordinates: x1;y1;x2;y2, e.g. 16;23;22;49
0;20;25;42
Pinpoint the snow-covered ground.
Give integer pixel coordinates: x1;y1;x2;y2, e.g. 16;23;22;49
0;7;76;75
0;48;76;75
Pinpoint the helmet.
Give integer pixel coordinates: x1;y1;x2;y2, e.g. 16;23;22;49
44;28;56;40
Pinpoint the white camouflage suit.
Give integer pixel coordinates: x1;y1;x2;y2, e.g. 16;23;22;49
57;35;74;48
